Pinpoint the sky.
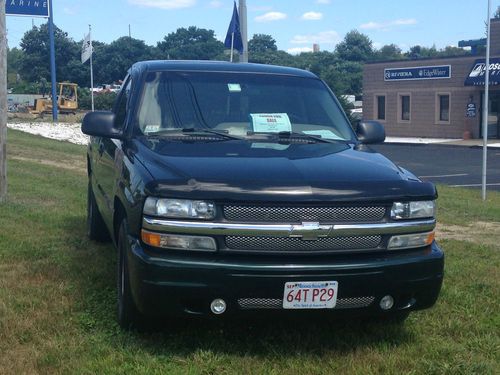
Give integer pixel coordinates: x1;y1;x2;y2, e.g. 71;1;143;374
6;0;500;54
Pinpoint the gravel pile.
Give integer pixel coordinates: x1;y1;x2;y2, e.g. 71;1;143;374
7;122;89;145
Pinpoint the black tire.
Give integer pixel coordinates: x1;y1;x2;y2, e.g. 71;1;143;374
117;219;143;329
87;181;110;242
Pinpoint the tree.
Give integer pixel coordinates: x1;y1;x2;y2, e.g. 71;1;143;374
19;23;80;84
93;37;155;83
157;26;224;60
335;30;374;62
7;48;23;86
494;6;500;18
374;44;404;61
249;34;277;54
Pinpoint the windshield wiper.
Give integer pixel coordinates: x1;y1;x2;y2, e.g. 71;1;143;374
272;131;353;145
150;128;244;141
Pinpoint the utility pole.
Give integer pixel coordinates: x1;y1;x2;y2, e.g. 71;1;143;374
128;24;131;38
0;0;7;202
48;0;58;121
238;0;248;63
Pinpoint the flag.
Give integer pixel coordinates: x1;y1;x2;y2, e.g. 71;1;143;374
224;2;243;54
81;33;93;63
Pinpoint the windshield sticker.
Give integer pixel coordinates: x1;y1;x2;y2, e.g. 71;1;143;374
303;130;344;140
144;125;160;134
250;113;292;133
227;83;242;92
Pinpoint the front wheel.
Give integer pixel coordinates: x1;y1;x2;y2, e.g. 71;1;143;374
117;219;143;329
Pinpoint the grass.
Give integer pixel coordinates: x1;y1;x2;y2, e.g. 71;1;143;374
0;129;499;374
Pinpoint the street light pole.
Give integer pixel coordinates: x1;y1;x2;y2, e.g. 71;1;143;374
0;0;7;202
481;0;491;200
239;0;248;63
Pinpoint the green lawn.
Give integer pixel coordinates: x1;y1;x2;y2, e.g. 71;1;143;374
0;129;499;374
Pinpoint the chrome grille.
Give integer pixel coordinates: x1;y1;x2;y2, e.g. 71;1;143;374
238;296;375;310
226;235;382;252
223;205;386;223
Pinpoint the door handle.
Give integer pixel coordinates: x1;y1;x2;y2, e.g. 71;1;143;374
98;143;105;156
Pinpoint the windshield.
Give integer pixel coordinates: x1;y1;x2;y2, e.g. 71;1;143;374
135;71;355;141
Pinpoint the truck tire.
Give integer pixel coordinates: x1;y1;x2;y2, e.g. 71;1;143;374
117;219;143;329
87;181;110;241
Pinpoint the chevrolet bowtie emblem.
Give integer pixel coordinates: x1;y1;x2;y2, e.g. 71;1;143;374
290;222;332;241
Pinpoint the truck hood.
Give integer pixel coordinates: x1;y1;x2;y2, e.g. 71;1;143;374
134;139;436;203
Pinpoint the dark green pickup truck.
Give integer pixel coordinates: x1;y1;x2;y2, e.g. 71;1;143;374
82;60;443;329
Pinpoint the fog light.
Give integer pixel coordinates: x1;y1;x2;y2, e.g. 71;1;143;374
388;231;434;250
379;295;394;310
141;230;217;251
210;298;226;314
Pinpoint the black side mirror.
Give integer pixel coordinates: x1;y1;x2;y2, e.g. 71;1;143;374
81;111;123;139
356;120;385;144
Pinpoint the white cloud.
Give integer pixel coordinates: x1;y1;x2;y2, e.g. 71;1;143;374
208;0;222;8
290;30;340;45
316;0;331;4
301;11;323;21
360;18;417;31
287;47;313;54
255;12;287;22
128;0;196;10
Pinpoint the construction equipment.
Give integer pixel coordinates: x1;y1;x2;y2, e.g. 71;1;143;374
30;82;78;114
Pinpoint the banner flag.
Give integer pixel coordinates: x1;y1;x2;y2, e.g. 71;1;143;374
81;33;92;64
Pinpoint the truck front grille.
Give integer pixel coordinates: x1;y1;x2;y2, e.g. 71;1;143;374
223;205;386;223
225;235;382;252
238;296;375;310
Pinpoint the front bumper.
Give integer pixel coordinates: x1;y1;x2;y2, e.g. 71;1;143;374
127;237;444;317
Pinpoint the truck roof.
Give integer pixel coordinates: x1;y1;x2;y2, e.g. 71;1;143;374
131;60;318;79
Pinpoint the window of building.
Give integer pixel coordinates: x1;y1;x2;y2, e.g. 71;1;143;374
376;95;386;121
401;95;410;121
436;93;450;123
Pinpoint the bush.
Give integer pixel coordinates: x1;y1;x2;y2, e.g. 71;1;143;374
79;89;117;111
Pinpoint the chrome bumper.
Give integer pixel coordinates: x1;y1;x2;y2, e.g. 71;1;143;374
142;217;436;238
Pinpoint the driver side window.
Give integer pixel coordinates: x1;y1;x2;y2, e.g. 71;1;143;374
114;78;131;128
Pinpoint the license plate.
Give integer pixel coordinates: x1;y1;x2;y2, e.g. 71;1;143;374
283;281;338;309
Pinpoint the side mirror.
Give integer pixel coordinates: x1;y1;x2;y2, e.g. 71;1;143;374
81;111;123;139
356;120;385;144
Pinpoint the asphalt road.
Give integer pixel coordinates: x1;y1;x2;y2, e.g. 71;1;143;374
371;143;500;191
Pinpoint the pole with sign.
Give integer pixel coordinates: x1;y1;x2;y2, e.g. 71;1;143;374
47;0;57;121
81;25;94;111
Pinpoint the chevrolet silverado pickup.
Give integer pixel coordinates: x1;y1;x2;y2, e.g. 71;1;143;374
82;61;444;329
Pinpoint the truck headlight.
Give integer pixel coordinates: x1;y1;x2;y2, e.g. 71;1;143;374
391;201;435;220
388;232;435;250
141;230;217;251
143;197;216;219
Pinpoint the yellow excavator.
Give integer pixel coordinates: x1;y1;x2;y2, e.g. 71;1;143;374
30;82;78;114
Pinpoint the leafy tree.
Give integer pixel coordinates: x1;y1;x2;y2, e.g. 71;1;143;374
374;44;404;61
93;37;155;83
494;6;500;18
335;30;374;62
248;34;277;54
19;23;80;84
7;48;23;86
157;26;224;60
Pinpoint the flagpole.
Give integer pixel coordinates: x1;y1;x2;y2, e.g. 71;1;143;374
230;32;234;62
89;25;95;112
482;0;491;200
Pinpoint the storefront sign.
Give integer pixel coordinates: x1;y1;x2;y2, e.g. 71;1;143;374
466;103;477;118
464;58;500;86
384;65;451;81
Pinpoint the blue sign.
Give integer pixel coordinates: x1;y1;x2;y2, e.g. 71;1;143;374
464;58;500;86
6;0;50;18
384;65;451;81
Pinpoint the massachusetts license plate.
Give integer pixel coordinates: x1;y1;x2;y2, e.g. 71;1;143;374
283;281;338;309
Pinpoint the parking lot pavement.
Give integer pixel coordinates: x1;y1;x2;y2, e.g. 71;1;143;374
371;143;500;191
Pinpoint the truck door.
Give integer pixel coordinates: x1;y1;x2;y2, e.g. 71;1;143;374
93;77;131;229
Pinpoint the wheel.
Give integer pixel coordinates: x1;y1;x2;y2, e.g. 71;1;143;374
117;219;143;329
87;181;110;241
